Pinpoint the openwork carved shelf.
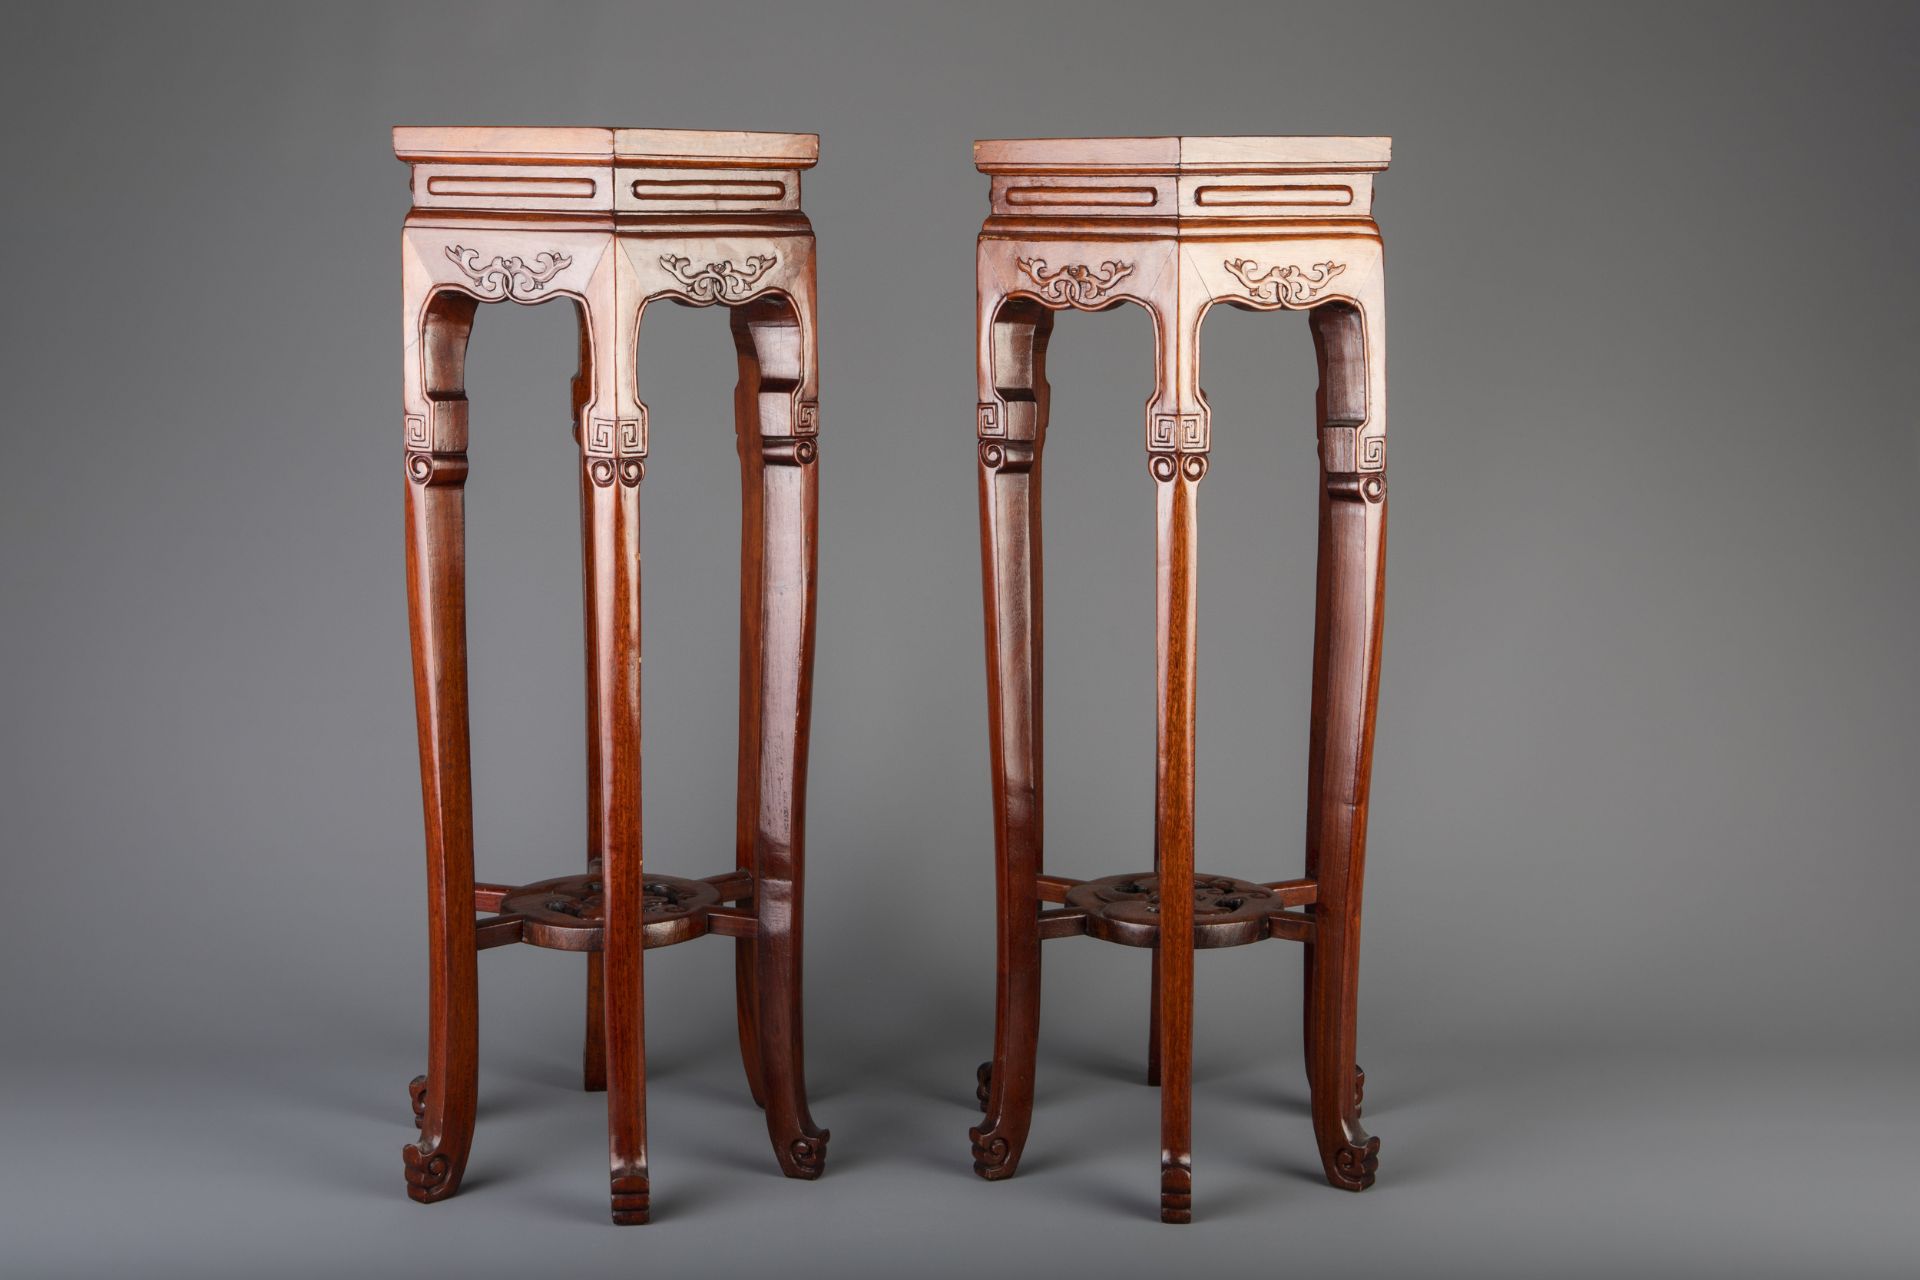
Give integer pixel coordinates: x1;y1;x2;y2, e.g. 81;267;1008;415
394;125;828;1227
483;869;741;952
970;135;1393;1224
1053;871;1317;949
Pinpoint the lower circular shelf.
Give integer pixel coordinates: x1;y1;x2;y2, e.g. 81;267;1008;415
497;872;720;951
1063;872;1284;949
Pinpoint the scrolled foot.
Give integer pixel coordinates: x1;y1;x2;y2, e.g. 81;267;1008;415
1327;1132;1382;1192
403;1141;456;1203
969;1125;1016;1180
975;1061;992;1111
610;1172;650;1225
409;1074;428;1130
1160;1157;1192;1225
785;1133;830;1180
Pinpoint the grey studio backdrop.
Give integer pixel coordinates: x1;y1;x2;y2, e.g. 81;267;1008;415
1;2;1915;1277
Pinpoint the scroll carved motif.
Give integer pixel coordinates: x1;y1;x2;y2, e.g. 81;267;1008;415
407;451;469;487
1223;258;1347;306
660;253;777;302
584;415;646;486
1016;257;1134;307
1332;1135;1382;1190
788;1135;829;1175
409;1074;429;1130
403;1142;453;1198
444;245;572;301
971;1129;1013;1174
979;440;1035;473
763;438;818;467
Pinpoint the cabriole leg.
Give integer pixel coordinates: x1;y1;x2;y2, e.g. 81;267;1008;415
731;297;829;1178
1302;299;1385;1192
402;290;480;1204
971;297;1053;1179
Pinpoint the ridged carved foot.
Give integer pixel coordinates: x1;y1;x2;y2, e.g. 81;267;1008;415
1160;1157;1192;1224
975;1061;992;1111
785;1133;830;1180
969;1125;1016;1180
403;1141;456;1203
409;1074;428;1130
610;1173;650;1225
1327;1132;1382;1192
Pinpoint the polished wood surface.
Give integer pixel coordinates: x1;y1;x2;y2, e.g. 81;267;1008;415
969;134;1391;1223
396;125;827;1225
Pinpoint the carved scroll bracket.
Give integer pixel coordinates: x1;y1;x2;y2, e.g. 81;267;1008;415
660;252;778;303
1223;258;1346;307
444;245;573;302
1015;256;1135;308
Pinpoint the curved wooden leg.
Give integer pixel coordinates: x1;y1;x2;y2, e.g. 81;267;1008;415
402;290;480;1205
971;298;1052;1180
731;299;829;1178
1302;300;1386;1193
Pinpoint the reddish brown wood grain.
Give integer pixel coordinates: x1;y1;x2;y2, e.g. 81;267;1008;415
396;125;827;1225
968;135;1391;1223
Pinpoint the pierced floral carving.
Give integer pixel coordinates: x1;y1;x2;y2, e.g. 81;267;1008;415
1223;258;1347;306
1016;256;1134;307
495;871;721;951
1065;871;1304;947
444;245;572;301
660;253;777;302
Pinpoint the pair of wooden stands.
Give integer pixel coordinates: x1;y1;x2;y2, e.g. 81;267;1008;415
395;128;1391;1226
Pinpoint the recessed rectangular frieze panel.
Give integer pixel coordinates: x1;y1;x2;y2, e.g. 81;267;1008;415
616;166;801;213
990;175;1175;218
412;163;614;212
1181;176;1372;218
